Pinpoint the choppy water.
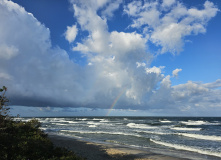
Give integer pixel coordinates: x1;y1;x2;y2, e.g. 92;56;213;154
16;117;221;160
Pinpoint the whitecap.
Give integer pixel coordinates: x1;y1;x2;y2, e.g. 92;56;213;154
150;139;221;158
127;123;157;129
39;127;47;130
51;123;67;126
60;130;143;138
66;121;78;124
100;120;109;123
93;118;104;121
88;125;97;128
180;120;214;126
171;127;201;131
160;120;172;123
87;121;99;125
138;130;169;135
177;133;221;141
79;118;87;121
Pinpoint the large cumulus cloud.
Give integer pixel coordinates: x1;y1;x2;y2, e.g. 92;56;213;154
124;0;219;54
0;0;220;115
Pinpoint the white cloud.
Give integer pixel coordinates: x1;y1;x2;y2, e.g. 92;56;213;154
123;1;142;17
72;1;110;55
162;0;175;8
0;72;12;80
109;31;148;65
101;0;122;18
65;24;78;43
0;0;220;116
0;0;83;107
124;0;219;54
124;1;160;28
0;44;18;60
151;23;189;54
204;79;221;89
145;66;164;75
172;68;182;77
188;1;219;20
170;80;221;112
173;81;209;98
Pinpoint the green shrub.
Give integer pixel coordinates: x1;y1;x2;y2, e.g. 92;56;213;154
0;119;84;160
0;86;10;125
0;87;84;160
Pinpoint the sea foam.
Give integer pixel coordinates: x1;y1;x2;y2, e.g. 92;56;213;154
180;120;219;126
150;139;221;158
60;130;143;138
171;127;201;131
177;133;221;141
127;123;157;129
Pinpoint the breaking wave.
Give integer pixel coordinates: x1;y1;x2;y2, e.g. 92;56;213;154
127;123;158;129
171;127;202;131
150;139;221;158
177;133;221;141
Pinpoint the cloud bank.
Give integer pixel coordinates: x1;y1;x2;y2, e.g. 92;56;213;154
0;0;220;115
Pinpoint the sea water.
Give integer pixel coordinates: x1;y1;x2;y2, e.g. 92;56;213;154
16;117;221;160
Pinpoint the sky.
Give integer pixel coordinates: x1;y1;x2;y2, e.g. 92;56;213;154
0;0;221;117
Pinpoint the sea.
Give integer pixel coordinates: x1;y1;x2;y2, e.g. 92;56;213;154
16;117;221;160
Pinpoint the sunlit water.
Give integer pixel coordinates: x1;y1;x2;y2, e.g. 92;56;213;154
16;117;221;160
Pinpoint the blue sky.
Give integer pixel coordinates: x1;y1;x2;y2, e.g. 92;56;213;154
0;0;221;117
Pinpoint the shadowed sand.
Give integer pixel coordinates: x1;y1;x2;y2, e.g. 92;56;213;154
48;134;190;160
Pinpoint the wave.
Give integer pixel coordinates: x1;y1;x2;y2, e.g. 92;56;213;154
45;118;65;122
56;132;84;139
105;140;146;149
127;123;158;129
88;125;97;128
100;120;109;123
39;127;47;130
150;139;221;158
171;127;201;131
87;121;113;126
15;118;30;122
160;120;172;123
87;121;99;125
138;130;169;135
93;118;104;121
76;118;88;121
105;140;127;145
181;120;220;126
46;119;68;123
51;123;68;126
66;121;78;124
13;117;24;121
139;130;221;141
60;130;143;138
177;133;221;141
43;118;79;124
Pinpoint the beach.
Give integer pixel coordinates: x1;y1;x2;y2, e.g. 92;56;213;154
19;116;221;160
49;134;189;160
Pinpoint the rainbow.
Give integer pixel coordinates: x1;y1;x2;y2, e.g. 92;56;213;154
106;87;127;116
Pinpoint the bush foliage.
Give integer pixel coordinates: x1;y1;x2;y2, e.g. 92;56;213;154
0;86;9;120
0;87;84;160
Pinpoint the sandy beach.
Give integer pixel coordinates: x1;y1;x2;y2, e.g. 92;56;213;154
48;134;189;160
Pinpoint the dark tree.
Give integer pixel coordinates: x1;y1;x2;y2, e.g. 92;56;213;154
0;86;9;122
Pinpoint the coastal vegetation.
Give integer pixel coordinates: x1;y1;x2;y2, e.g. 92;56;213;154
0;86;84;160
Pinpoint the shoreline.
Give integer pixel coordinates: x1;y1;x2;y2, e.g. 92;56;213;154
48;134;189;160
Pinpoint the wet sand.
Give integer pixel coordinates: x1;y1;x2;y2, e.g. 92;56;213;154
48;134;190;160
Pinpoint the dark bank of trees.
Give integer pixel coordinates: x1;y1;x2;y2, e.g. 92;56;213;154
0;86;84;160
